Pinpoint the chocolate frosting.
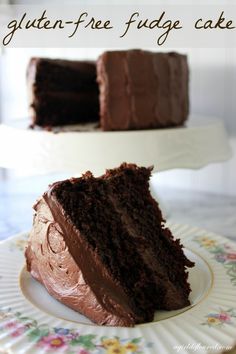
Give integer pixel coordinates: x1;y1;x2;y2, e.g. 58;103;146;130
97;50;189;131
25;184;137;327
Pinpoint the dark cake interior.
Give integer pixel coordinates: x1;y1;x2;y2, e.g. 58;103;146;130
27;58;99;127
25;163;194;327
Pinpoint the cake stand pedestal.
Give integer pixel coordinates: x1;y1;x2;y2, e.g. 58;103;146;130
0;116;232;176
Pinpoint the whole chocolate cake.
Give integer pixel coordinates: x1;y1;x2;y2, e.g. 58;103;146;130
97;50;189;130
27;50;189;130
25;163;194;327
27;58;99;127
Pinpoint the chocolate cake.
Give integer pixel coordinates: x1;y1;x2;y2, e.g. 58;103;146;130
25;163;194;327
27;50;189;130
97;50;189;130
27;58;99;127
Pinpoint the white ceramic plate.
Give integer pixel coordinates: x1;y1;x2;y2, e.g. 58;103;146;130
0;223;236;354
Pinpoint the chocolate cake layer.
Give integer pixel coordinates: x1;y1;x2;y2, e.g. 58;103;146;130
97;50;189;131
25;164;194;326
27;58;99;127
29;90;99;127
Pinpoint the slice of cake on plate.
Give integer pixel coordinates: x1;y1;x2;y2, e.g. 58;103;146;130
25;163;194;326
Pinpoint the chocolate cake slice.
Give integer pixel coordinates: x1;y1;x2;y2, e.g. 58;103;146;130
97;50;189;130
25;164;194;326
27;58;99;127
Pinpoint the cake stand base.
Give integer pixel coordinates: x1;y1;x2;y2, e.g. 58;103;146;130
0;116;232;176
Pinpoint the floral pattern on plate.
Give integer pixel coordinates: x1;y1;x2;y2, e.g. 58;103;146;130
0;307;152;354
202;308;236;327
194;236;236;286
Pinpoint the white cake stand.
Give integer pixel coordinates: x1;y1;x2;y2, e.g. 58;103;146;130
0;115;232;176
